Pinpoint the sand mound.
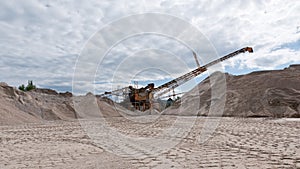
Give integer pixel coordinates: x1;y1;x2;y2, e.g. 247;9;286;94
0;84;125;125
0;84;39;125
163;64;300;117
0;84;77;125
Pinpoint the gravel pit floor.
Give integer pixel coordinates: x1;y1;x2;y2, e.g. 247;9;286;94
1;116;299;169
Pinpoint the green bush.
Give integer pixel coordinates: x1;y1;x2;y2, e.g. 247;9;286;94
19;80;36;91
18;84;25;91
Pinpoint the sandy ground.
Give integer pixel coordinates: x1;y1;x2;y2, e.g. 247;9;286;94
1;117;299;169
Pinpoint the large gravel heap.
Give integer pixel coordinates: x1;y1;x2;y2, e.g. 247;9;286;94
0;83;128;125
164;64;300;117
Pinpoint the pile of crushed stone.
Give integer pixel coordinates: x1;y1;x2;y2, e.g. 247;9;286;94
163;64;300;118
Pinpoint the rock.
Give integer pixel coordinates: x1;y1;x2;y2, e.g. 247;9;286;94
31;88;58;95
86;92;94;96
59;91;73;97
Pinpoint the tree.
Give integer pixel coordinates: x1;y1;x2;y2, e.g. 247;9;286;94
18;80;36;91
18;84;25;91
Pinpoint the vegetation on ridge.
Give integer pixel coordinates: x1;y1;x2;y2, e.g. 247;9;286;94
18;80;36;91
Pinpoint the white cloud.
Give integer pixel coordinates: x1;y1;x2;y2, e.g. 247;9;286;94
0;0;299;93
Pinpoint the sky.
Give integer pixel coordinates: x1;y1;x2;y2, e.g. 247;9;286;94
0;0;299;95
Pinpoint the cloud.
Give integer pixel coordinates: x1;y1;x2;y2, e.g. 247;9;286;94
0;0;299;94
0;54;77;92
